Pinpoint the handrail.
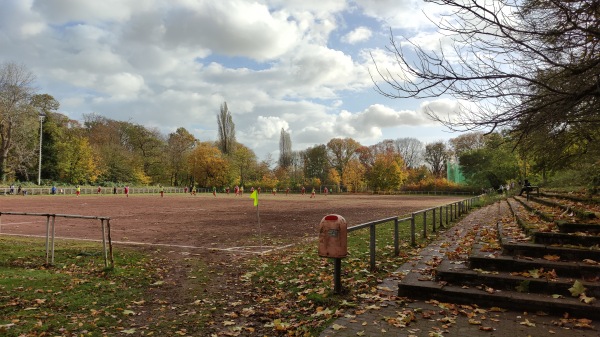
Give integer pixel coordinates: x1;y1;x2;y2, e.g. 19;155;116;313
344;195;482;271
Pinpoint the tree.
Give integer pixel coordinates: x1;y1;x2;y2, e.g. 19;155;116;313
327;138;360;176
393;138;424;168
302;144;329;183
0;62;36;182
231;143;258;187
371;0;600;174
449;132;486;157
278;128;292;169
189;142;230;188
55;132;99;184
31;95;61;181
167;127;196;186
342;158;366;192
124;124;166;183
459;133;520;189
217;102;236;155
367;153;407;192
424;141;449;178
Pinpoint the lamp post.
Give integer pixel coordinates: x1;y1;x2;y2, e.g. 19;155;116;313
38;113;45;185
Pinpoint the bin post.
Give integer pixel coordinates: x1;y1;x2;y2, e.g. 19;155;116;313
333;258;342;294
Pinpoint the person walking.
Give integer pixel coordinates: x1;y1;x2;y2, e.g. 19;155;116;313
159;184;164;197
124;185;129;197
97;185;102;194
310;187;316;198
76;185;81;197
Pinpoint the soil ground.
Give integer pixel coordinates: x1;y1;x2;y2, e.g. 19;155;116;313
0;192;463;251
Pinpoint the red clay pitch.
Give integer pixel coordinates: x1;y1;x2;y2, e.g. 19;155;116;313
0;193;464;251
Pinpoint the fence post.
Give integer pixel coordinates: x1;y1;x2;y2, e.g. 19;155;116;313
422;211;427;239
369;224;376;271
439;206;443;228
394;217;399;256
45;215;51;265
446;205;449;226
411;213;416;246
432;208;436;232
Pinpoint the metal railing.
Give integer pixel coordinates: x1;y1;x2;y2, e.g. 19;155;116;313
347;195;481;271
0;212;113;268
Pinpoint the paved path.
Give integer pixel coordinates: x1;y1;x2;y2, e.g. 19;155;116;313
320;202;598;337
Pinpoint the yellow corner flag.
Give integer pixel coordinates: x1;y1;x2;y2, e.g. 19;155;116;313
250;190;258;207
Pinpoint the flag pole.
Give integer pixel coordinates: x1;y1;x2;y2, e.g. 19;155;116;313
257;202;262;254
250;190;263;254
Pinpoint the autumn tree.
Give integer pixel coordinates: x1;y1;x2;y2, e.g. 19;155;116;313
367;153;407;192
424;141;449;178
0;62;36;182
167;127;196;186
124;124;166;183
55;130;99;184
327;138;360;176
342;158;366;192
217;102;235;155
231;143;258;187
83;115;142;183
189;142;230;188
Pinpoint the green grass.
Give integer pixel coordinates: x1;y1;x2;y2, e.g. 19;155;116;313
0;237;152;337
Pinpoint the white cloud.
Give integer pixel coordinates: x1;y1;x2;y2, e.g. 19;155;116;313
342;26;372;44
0;0;461;161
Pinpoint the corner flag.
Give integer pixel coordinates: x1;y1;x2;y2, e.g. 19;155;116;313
250;190;258;207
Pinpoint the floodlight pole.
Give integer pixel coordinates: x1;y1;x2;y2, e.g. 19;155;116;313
38;114;45;185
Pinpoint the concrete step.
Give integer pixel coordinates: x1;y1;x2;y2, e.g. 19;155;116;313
435;259;600;297
397;274;600;319
468;253;600;280
556;222;600;234
501;240;600;261
534;231;600;246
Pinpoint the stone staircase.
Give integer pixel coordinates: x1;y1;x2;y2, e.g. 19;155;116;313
397;197;600;319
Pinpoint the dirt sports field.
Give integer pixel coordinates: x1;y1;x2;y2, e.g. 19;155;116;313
0;192;465;253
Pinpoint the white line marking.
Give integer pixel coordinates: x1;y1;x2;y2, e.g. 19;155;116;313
0;233;295;254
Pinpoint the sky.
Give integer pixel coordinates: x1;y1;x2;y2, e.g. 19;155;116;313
0;0;463;160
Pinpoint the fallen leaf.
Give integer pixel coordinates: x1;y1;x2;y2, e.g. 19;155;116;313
569;280;586;297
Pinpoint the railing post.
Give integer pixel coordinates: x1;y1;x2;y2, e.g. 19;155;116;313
422;211;427;238
439;206;443;228
432;208;436;232
45;215;51;265
446;205;449;226
369;224;376;271
394;217;399;256
411;213;416;246
101;219;108;268
50;215;56;265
